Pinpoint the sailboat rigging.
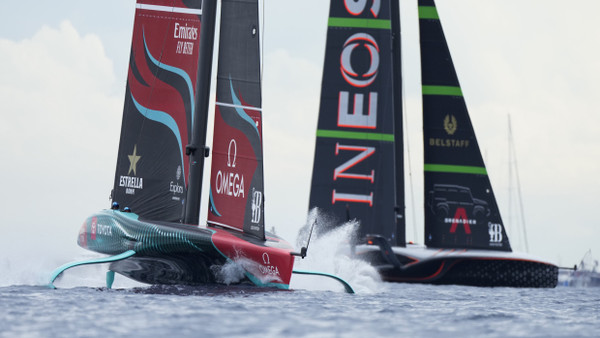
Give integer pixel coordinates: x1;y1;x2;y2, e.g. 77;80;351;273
308;0;558;287
49;0;353;292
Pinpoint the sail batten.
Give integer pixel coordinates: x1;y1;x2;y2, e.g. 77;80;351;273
317;130;395;142
328;18;392;29
418;6;439;20
424;164;487;175
422;85;463;96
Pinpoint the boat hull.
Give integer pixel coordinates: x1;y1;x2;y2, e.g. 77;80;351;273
356;244;558;288
78;210;295;289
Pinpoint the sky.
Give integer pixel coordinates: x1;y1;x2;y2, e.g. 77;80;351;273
0;0;599;284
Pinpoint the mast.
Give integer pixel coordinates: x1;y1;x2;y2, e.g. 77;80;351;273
390;0;406;246
184;0;218;225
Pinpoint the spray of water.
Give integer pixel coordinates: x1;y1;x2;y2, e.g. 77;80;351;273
291;208;384;294
211;254;283;286
211;259;247;285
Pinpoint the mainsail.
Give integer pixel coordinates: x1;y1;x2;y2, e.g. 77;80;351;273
112;0;203;222
419;0;511;251
207;0;265;239
308;0;404;245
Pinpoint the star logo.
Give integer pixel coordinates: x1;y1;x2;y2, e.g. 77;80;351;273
128;145;141;175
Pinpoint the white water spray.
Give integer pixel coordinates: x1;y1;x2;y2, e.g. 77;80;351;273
291;208;384;294
211;249;283;286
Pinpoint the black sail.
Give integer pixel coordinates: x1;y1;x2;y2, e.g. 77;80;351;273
419;0;511;251
309;0;404;245
112;0;203;222
207;0;265;239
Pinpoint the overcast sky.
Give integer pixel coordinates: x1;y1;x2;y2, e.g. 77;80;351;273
0;0;598;285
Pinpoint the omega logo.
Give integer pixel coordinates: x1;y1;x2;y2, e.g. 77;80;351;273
227;139;237;168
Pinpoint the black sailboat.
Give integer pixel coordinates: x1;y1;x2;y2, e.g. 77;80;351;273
49;0;354;292
308;0;558;287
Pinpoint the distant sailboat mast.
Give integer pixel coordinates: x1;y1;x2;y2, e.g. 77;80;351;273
507;114;529;252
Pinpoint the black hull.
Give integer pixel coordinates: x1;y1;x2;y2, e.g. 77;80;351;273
357;245;558;288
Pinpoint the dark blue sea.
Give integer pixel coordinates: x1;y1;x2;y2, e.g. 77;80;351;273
1;225;599;337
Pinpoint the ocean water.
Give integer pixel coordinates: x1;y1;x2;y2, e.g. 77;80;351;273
1;283;599;337
1;223;599;337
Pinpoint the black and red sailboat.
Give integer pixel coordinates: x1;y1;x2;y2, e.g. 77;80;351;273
308;0;558;287
49;0;352;292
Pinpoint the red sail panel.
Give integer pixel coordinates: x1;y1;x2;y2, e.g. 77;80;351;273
112;0;202;222
207;0;264;238
208;103;263;234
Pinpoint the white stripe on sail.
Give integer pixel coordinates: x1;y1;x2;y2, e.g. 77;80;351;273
216;102;262;112
136;4;202;15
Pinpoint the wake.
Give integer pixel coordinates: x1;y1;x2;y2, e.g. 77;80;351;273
290;208;384;294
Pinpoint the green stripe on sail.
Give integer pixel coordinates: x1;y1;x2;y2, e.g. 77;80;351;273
422;85;463;96
317;129;394;142
328;17;391;29
418;6;439;20
424;164;487;175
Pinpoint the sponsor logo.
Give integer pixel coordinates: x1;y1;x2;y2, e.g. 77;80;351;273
121;145;143;195
170;181;184;194
429;138;470;148
215;139;245;198
97;223;113;237
173;22;198;40
176;165;182;181
488;222;503;245
338;33;379;129
332;190;374;207
91;217;112;238
171;165;184;201
429;115;470;148
251;188;262;224
174;23;197;55
329;0;381;206
90;217;97;240
344;0;381;17
119;176;143;195
333;143;375;182
444;114;457;135
445;208;473;234
331;143;375;206
215;172;245;197
340;33;379;88
127;145;141;175
227;139;237;168
259;252;280;276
